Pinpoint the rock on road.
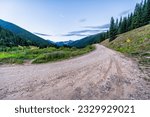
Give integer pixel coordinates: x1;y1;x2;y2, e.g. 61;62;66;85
0;44;149;100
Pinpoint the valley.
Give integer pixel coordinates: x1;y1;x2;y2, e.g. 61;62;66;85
0;0;150;100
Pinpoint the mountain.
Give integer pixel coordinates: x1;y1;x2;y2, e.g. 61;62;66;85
69;33;106;48
0;19;54;48
47;40;56;45
55;40;74;47
0;26;31;48
0;19;106;48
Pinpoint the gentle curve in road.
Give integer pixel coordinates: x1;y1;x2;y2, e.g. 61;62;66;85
0;44;149;100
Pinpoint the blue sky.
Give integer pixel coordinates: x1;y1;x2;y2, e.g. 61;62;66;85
0;0;142;42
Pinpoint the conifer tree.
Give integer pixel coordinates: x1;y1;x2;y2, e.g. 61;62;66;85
109;17;117;41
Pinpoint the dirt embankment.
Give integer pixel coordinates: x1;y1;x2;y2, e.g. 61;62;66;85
0;44;149;100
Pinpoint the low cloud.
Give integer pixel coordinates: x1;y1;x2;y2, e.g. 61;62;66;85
79;19;87;23
62;33;88;37
84;24;110;29
69;30;101;34
62;29;106;37
119;10;130;16
61;23;110;37
34;32;52;36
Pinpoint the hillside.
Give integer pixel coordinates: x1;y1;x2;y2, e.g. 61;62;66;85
70;33;106;48
0;26;31;49
101;24;150;80
0;19;54;48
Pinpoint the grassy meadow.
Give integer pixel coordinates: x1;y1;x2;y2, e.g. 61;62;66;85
0;45;95;64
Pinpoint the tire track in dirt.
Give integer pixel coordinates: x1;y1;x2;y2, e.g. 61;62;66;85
113;58;124;98
0;44;149;100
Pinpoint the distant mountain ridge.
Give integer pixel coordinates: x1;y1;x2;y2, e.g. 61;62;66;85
54;34;106;48
0;19;54;48
55;40;74;47
69;33;107;48
0;19;106;48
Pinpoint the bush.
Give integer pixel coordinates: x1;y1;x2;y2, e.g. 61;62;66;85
0;45;95;64
32;51;68;63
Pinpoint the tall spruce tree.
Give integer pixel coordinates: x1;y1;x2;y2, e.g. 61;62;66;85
109;17;117;41
127;13;133;31
146;0;150;23
118;17;123;34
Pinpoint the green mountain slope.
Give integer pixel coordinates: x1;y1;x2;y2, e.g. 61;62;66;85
0;26;32;48
70;33;106;48
0;19;54;48
102;24;150;80
102;24;150;56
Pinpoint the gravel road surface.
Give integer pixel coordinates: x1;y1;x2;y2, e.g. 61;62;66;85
0;44;149;100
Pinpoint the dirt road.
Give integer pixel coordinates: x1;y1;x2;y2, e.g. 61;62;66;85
0;44;149;100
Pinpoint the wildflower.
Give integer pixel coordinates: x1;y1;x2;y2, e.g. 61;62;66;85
126;38;131;43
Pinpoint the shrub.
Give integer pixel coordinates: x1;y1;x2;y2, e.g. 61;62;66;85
32;51;67;63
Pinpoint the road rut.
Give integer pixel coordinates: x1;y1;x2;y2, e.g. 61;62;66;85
0;44;149;100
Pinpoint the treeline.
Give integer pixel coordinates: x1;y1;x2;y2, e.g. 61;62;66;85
0;26;54;49
100;0;150;42
0;19;55;48
0;26;36;48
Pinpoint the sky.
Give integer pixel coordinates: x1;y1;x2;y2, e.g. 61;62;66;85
0;0;142;42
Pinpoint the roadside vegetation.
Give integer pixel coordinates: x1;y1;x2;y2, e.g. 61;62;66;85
101;24;150;80
0;45;95;64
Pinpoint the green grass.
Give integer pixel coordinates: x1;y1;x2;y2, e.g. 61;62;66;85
101;24;150;66
0;45;95;64
101;24;150;81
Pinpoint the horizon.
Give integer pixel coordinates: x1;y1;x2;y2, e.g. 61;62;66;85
0;0;142;42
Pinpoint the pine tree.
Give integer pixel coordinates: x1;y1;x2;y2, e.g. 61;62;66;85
141;0;147;25
127;13;133;31
115;18;119;34
132;3;142;29
146;0;150;23
109;17;117;41
118;17;123;34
